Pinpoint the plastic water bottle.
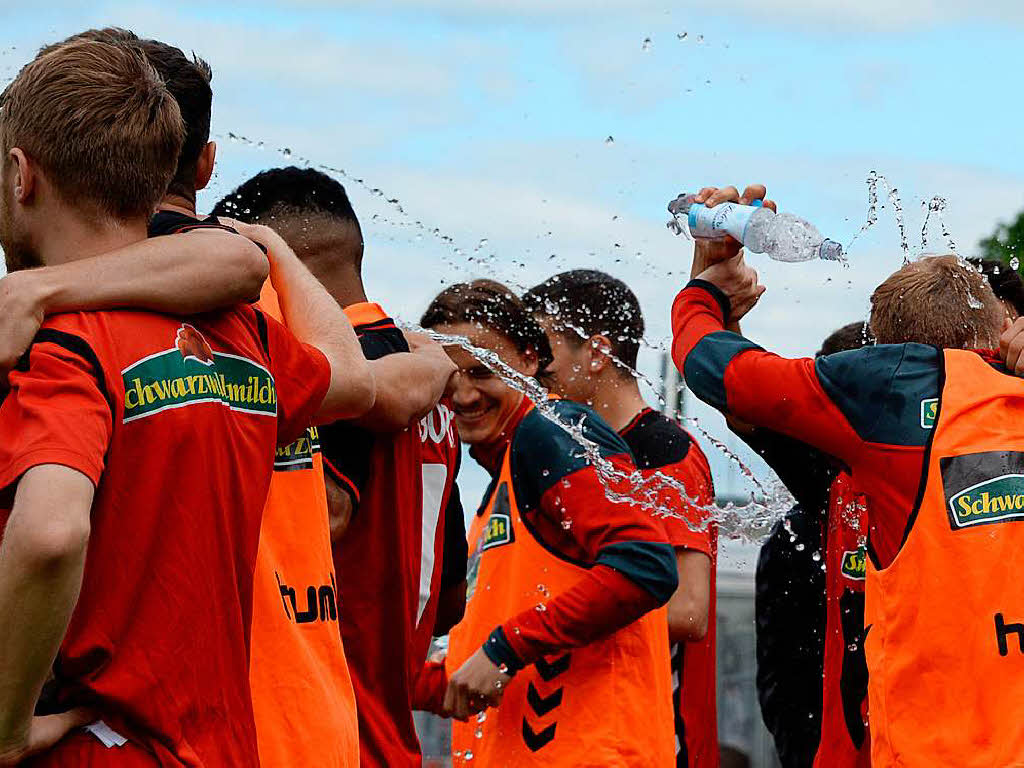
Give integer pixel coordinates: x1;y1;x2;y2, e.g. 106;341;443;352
666;193;845;263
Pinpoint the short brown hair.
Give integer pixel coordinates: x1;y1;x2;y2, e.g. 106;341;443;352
421;279;555;380
870;255;1004;349
0;39;184;219
41;29;212;201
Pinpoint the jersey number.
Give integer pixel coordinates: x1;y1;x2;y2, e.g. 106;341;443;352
417;464;449;626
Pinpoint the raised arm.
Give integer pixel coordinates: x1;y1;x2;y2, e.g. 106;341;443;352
0;229;268;376
237;223;375;423
0;466;94;766
352;332;456;432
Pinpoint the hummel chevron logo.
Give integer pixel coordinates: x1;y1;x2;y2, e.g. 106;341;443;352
522;719;556;752
526;682;563;716
535;653;571;681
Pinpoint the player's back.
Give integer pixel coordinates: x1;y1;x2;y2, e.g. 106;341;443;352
17;306;327;767
323;303;461;768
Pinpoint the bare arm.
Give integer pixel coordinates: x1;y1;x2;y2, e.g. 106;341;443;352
0;466;93;765
354;342;455;432
0;230;269;375
325;475;354;543
237;223;375;423
666;549;711;644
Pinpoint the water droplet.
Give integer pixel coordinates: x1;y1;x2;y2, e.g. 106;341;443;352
811;550;821;562
465;750;475;761
641;37;652;52
475;728;483;739
1012;257;1020;271
477;711;488;723
535;603;547;612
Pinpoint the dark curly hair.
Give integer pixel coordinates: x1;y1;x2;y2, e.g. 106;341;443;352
523;269;643;371
421;279;554;382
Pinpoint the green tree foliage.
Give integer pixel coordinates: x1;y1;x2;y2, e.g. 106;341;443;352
979;209;1024;269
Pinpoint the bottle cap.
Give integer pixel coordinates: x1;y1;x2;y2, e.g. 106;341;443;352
819;239;845;262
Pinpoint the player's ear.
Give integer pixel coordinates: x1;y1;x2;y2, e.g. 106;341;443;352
520;345;540;378
8;148;36;204
589;334;613;374
194;141;216;191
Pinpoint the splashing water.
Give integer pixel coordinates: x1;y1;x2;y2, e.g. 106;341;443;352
417;326;792;541
920;196;958;254
217;131;796;541
849;171;910;263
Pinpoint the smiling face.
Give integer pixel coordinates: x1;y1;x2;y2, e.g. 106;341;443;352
434;321;538;447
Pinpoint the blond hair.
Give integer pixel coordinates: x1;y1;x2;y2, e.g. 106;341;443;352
870;255;1004;349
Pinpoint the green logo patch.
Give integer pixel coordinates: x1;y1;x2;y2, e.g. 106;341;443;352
840;547;867;580
481;483;515;551
920;398;938;429
948;474;1024;529
122;324;276;424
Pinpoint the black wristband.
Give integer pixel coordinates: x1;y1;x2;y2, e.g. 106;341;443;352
685;279;731;321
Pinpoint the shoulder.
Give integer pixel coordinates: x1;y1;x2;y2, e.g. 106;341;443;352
514;399;629;458
620;409;693;470
814;343;940;445
510;399;630;504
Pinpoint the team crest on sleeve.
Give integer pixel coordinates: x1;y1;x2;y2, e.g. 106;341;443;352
942;451;1024;530
920;398;938;429
121;324;277;423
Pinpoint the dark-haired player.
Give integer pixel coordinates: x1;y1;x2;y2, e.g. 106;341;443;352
0;38;373;767
524;270;718;767
210;167;465;768
419;279;678;766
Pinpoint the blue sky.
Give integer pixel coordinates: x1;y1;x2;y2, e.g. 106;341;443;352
4;1;1024;556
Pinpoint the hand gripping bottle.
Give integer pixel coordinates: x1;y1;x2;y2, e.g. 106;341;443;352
667;193;844;263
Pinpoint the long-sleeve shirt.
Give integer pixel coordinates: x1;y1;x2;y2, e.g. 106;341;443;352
670;279;999;569
474;397;678;671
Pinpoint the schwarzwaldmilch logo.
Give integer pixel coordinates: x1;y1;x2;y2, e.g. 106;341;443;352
840;548;867;580
121;324;277;424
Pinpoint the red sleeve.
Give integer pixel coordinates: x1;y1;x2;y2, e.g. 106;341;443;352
0;336;112;492
260;312;332;447
499;565;661;665
496;455;677;667
670;282;862;467
412;659;448;715
657;460;714;556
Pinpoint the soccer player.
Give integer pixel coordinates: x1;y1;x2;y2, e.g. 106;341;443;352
29;28;372;766
672;184;1021;766
523;270;719;767
0;39;373;767
208;167;466;768
419;279;678;766
743;323;872;768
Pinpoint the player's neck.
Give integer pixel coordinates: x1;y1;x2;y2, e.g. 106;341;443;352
158;193;198;219
37;209;148;266
588;376;648;433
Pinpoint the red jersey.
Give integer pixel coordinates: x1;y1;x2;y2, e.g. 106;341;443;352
0;305;329;766
815;472;870;768
620;408;719;768
320;302;465;768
